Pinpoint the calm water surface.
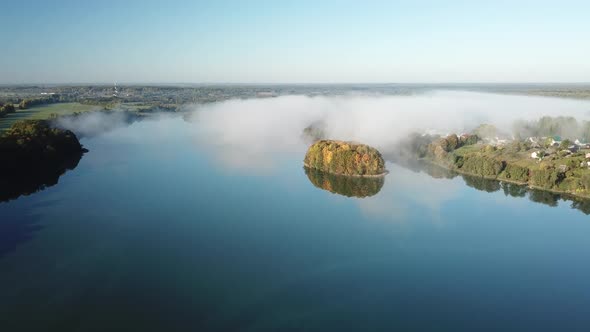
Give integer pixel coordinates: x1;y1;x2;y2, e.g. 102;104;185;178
1;117;590;331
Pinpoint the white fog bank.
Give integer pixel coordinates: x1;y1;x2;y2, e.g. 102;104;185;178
186;91;590;171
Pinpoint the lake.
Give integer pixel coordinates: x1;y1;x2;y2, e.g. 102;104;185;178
1;115;590;331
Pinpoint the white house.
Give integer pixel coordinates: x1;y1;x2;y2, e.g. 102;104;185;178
575;139;590;148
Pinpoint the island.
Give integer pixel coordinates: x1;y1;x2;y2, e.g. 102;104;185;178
304;140;387;177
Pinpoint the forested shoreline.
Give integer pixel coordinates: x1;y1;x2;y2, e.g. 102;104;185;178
396;118;590;200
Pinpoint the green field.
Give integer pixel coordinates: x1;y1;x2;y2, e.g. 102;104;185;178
0;103;100;130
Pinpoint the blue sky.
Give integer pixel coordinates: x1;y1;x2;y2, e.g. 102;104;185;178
1;0;589;83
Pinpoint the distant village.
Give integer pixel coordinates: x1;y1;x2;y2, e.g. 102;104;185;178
480;134;590;166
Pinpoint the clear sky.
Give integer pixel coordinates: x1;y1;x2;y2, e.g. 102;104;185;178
1;0;589;84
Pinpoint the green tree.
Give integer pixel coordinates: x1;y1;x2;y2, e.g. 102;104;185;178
560;139;572;149
18;99;29;109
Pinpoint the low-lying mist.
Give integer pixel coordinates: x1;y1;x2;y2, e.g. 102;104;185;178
54;111;142;138
186;91;590;170
52;91;590;172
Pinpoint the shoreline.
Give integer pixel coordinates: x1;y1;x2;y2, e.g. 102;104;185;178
419;158;590;201
303;164;389;178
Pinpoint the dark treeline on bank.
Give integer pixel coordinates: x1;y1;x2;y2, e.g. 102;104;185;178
0;102;16;117
17;93;62;109
0;120;87;202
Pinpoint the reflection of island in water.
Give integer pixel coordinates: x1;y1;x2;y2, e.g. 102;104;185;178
304;167;384;198
398;159;590;215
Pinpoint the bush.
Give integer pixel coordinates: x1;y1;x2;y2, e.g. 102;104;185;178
529;167;565;189
560;139;573;149
460;155;506;177
446;134;460;151
460;134;479;146
502;164;529;182
426;134;468;162
1;103;15;114
581;173;590;190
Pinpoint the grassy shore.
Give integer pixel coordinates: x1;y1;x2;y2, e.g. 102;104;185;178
0;103;100;130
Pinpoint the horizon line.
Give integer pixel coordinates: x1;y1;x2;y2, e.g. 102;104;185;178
1;81;590;86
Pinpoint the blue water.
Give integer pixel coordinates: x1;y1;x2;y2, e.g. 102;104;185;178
1;117;590;331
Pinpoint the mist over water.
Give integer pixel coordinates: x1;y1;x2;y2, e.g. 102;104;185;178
183;91;590;171
54;111;136;137
32;89;589;188
48;90;590;174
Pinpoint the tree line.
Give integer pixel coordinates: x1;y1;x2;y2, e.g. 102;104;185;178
0;103;16;118
17;94;62;109
0;95;63;118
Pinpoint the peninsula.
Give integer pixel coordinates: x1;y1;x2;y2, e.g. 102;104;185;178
398;117;590;199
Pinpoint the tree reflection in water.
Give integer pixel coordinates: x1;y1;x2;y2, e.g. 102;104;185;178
0;152;82;203
405;160;590;215
0;152;83;258
304;167;384;198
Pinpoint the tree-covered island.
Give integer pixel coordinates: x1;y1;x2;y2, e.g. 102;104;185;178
304;140;387;177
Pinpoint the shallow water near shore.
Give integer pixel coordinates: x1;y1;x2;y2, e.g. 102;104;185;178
2;116;590;331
